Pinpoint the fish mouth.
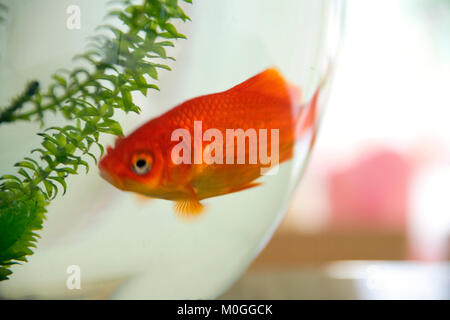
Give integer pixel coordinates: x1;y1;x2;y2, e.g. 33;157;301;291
99;169;112;183
99;169;126;190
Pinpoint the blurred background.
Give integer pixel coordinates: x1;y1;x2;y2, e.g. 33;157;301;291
222;0;450;299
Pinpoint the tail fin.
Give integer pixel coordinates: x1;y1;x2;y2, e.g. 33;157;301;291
295;67;331;146
295;86;319;144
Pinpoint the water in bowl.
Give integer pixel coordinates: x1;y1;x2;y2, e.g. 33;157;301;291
0;0;344;299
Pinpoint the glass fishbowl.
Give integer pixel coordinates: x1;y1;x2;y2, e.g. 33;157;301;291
0;0;344;299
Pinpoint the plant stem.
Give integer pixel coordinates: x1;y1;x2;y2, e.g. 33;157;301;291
0;81;39;124
0;71;105;124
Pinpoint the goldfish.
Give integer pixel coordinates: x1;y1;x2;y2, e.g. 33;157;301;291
99;68;319;217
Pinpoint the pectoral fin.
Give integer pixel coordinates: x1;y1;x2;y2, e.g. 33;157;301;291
174;199;204;217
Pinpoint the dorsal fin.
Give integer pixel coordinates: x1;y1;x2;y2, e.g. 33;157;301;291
226;68;302;105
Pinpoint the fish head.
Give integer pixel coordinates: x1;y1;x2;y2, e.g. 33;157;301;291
98;134;164;195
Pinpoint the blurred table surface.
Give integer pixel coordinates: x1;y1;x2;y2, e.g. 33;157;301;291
220;261;450;300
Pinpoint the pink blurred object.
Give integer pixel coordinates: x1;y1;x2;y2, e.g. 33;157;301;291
327;148;412;229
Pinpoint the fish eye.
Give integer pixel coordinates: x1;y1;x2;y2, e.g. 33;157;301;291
131;153;152;175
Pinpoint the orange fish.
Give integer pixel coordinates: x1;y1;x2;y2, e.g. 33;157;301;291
99;68;319;217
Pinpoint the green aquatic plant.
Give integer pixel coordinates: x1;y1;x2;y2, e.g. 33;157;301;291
0;3;8;24
0;0;191;281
